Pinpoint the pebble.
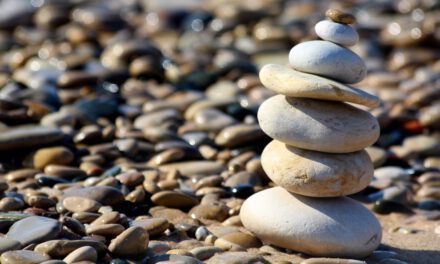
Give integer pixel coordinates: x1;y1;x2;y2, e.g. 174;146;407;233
6;169;39;182
62;197;102;213
0;237;21;254
215;124;266;148
62;186;124;206
325;9;356;24
366;146;388;167
63;246;97;264
261;140;374;197
206;252;269;264
131;217;169;236
240;187;381;258
34;240;107;258
7;216;62;246
0;126;64;151
259;64;379;107
258;95;380;153
374;167;411;182
159;161;224;176
86;223;125;236
189;204;229;222
108;226;149;259
224;171;262;188
289;40;366;84
44;165;86;179
151;191;199;209
315;20;359;46
0;197;25;211
150;208;198;226
0;250;50;264
187;247;220;261
214;232;261;251
31;146;74;170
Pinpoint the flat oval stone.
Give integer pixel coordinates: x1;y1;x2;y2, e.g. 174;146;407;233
214;232;261;251
0;126;64;151
159;161;224;176
63;186;124;205
63;197;102;213
240;187;382;258
34;239;107;258
261;140;374;197
289;40;366;84
151;191;199;209
0;250;50;264
86;224;125;236
215;124;265;148
258;95;380;153
7;216;61;246
315;20;359;46
259;64;379;108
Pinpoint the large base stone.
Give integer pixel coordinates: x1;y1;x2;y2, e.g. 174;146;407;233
240;187;382;258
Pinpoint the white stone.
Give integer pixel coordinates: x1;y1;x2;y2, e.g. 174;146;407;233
257;95;380;153
289;40;366;84
259;64;379;108
261;140;374;197
240;187;382;258
315;20;359;46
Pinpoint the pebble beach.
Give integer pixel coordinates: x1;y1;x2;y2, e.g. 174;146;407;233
0;0;439;263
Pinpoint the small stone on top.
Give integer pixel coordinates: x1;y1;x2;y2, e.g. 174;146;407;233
325;8;355;25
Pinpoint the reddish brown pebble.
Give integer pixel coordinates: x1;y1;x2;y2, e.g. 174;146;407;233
325;9;355;24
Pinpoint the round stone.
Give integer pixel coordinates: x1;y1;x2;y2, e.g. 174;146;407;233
259;64;379;108
325;9;356;24
257;95;380;153
289;40;366;84
261;140;374;197
240;187;382;258
315;20;359;46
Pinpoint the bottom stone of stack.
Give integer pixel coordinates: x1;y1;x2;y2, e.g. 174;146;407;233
240;187;381;258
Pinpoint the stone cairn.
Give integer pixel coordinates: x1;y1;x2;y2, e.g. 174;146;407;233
240;9;383;258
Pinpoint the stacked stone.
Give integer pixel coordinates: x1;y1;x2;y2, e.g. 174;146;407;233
240;10;382;258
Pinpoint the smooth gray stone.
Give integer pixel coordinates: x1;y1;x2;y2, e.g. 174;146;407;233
289;40;366;84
